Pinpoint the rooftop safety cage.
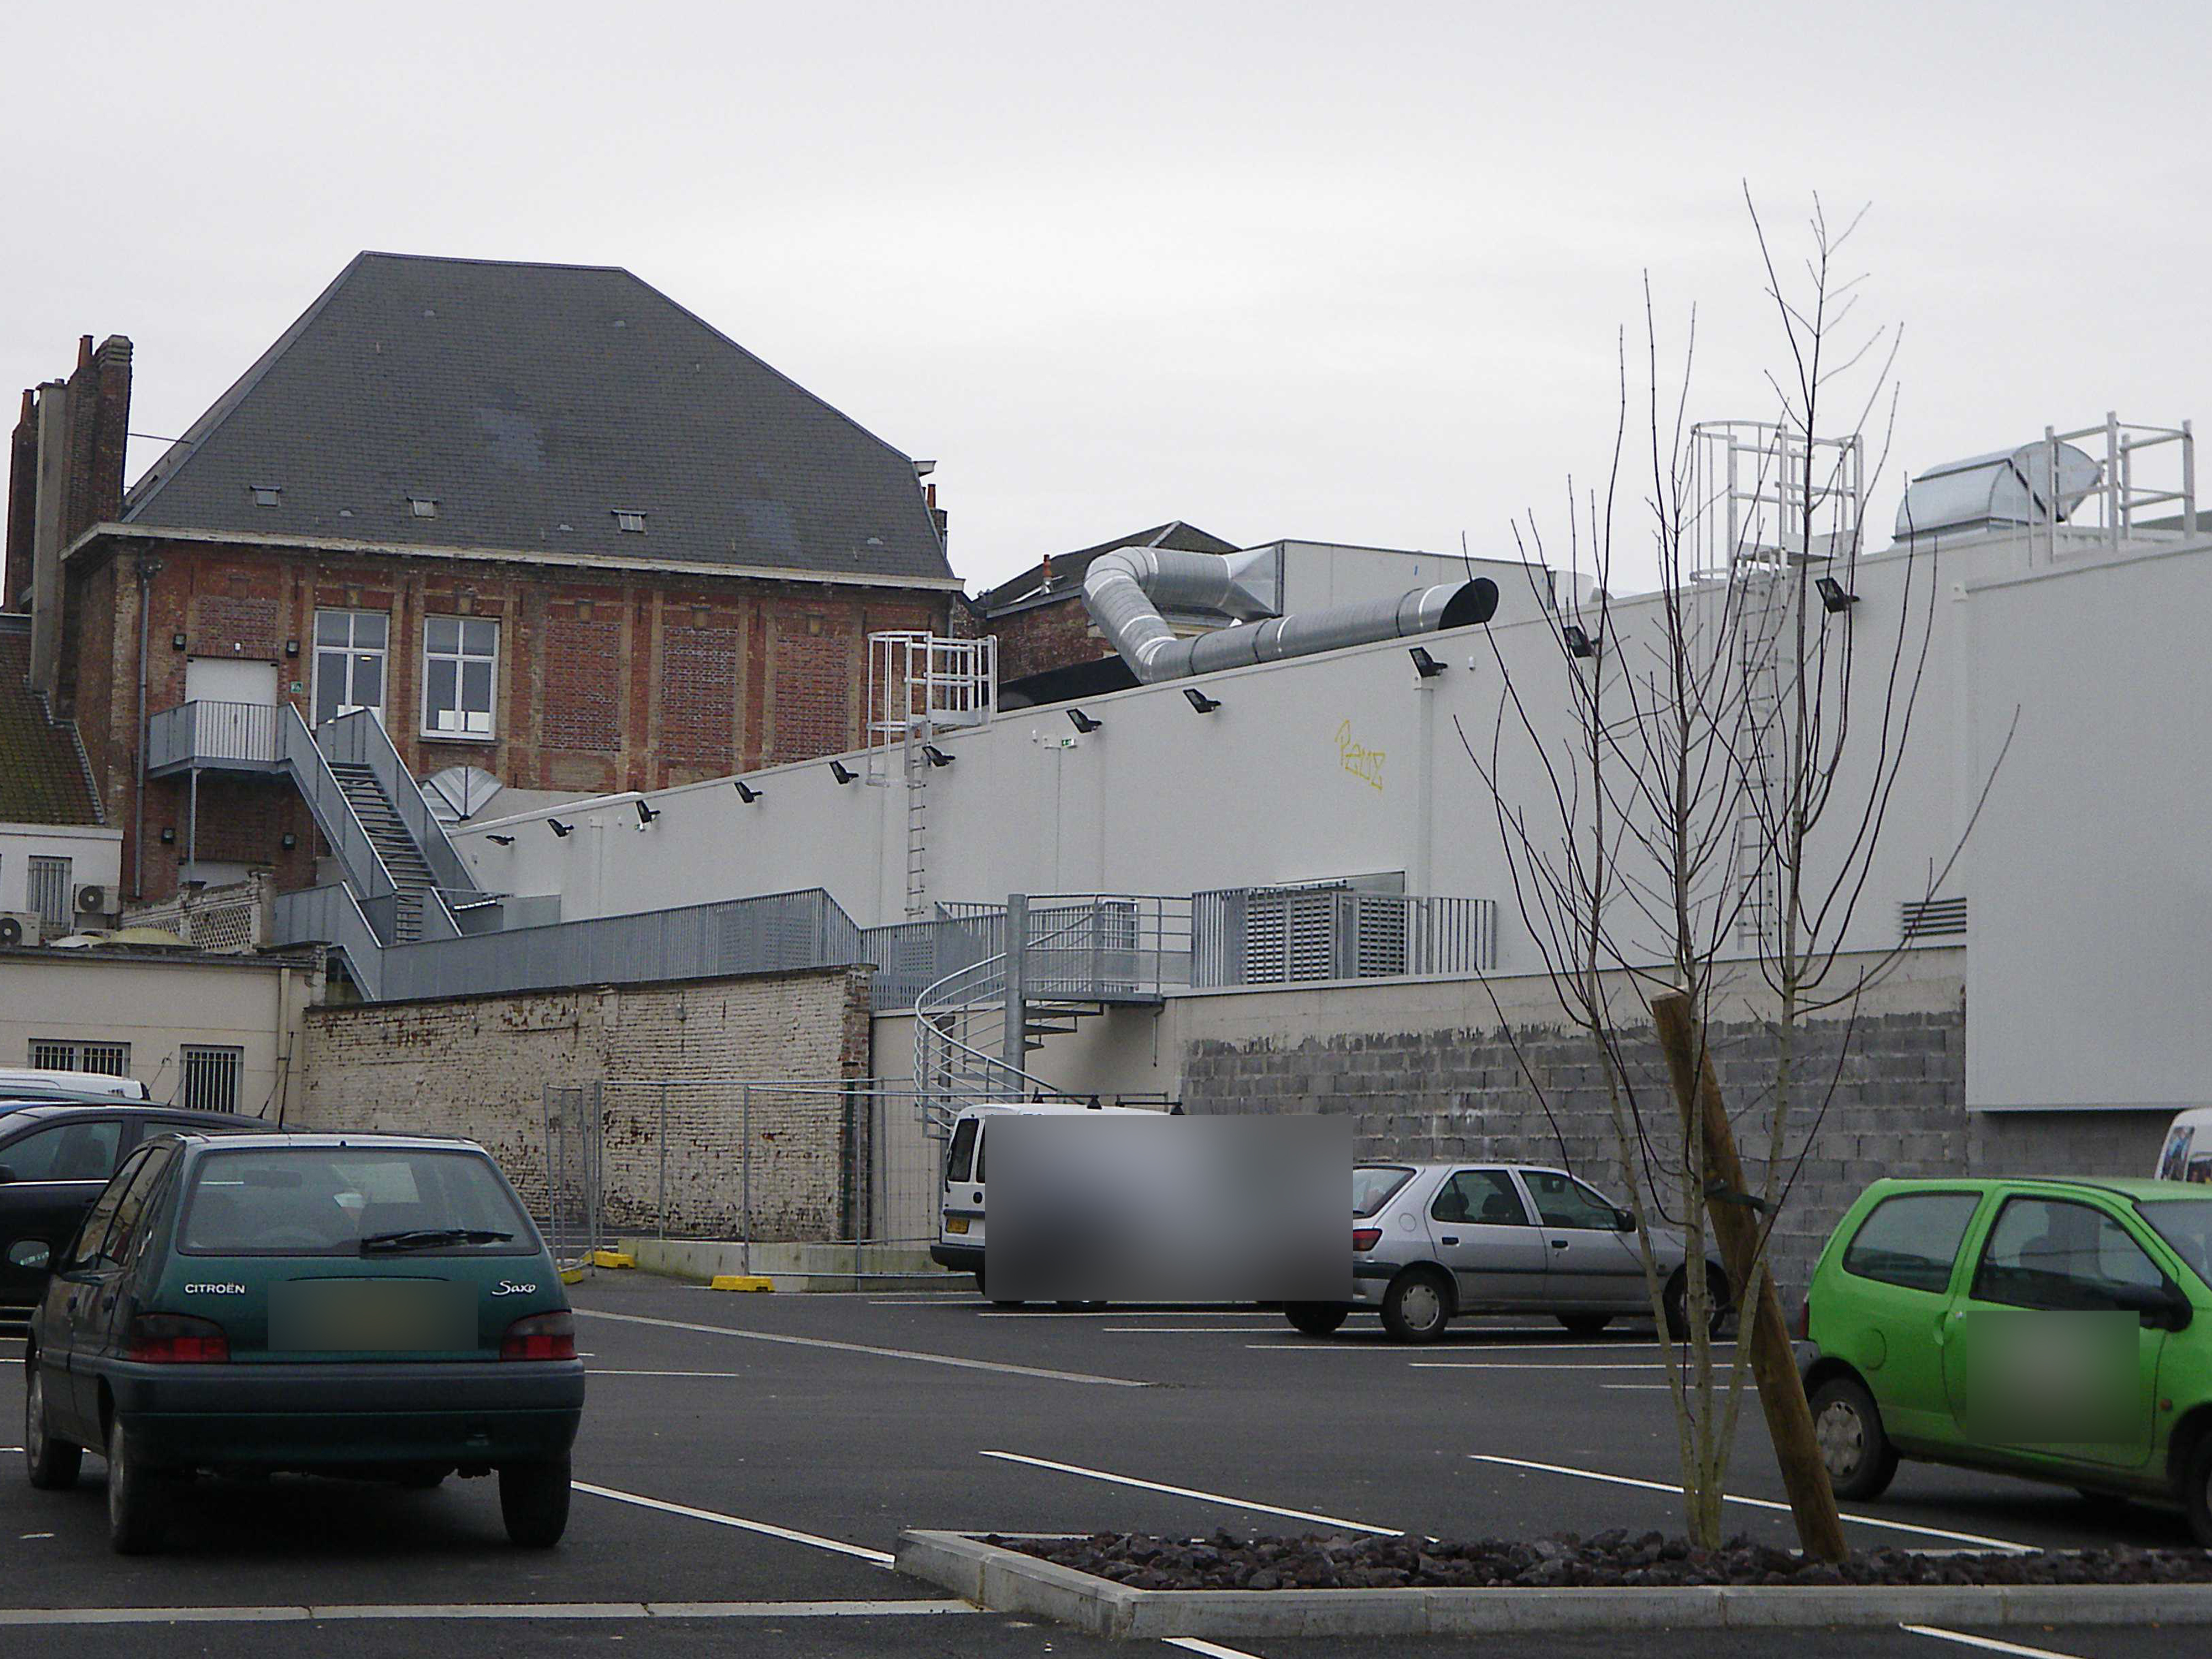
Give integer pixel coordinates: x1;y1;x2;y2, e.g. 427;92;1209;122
1895;414;2195;558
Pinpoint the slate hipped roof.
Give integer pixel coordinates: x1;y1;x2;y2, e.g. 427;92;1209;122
978;520;1237;613
0;617;100;826
118;253;954;585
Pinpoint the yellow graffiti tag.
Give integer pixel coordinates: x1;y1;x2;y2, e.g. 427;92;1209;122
1335;720;1385;792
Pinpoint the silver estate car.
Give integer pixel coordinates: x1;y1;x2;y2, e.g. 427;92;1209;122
1282;1163;1731;1343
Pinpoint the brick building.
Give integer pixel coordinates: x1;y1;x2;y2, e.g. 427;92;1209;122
976;520;1235;690
6;253;959;903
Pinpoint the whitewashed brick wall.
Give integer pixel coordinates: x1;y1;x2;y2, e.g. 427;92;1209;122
294;967;874;1238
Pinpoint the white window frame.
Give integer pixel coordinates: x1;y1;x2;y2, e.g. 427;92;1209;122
312;608;390;727
179;1045;244;1114
28;1039;131;1075
420;615;499;740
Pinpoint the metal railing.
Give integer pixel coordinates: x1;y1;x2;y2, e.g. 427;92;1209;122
273;883;388;1000
371;886;864;1004
909;895;1193;1135
315;708;482;922
1192;888;1497;985
145;700;284;772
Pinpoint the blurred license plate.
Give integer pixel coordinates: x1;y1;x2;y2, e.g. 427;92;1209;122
945;1216;969;1235
269;1279;474;1353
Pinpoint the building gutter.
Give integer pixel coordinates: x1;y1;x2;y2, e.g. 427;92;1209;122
61;523;966;592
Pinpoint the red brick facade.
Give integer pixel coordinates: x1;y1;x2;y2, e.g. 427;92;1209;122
59;534;947;901
985;594;1119;684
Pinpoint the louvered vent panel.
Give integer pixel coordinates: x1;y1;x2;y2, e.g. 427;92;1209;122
1353;896;1408;978
1245;893;1288;983
1900;896;1968;941
1286;893;1337;981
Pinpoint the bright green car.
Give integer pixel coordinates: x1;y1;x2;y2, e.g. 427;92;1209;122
1799;1177;2212;1542
24;1131;585;1554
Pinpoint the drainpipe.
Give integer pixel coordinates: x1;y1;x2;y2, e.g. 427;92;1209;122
132;554;162;899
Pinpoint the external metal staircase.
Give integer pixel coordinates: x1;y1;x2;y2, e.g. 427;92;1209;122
328;761;442;944
911;895;1190;1136
144;700;493;978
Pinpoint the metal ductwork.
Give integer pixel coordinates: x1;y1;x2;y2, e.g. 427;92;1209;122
1082;546;1499;683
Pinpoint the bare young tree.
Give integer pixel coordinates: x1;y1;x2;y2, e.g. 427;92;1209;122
1456;192;2002;1557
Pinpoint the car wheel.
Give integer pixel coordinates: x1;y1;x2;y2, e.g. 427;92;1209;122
500;1457;572;1548
1663;1267;1731;1342
106;1420;168;1555
2185;1433;2212;1547
1380;1267;1452;1344
1557;1313;1611;1337
1810;1374;1898;1501
24;1359;81;1491
1284;1302;1350;1338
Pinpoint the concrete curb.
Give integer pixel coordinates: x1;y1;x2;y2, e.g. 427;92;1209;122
893;1531;2212;1638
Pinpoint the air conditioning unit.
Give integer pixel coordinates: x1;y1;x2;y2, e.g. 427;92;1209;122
0;912;43;948
75;884;116;918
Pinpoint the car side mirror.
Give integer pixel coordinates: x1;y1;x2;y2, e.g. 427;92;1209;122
2150;1284;2195;1332
5;1239;49;1271
2115;1281;2194;1332
1615;1208;1636;1233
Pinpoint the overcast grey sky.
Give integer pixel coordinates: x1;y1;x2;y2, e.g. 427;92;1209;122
8;2;2209;595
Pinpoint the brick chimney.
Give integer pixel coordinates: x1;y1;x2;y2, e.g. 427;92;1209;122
4;389;35;611
62;335;133;542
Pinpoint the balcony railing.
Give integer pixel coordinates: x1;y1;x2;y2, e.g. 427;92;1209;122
145;700;283;772
1192;887;1498;985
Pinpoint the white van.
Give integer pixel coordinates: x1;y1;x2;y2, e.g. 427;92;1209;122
2156;1108;2212;1185
927;1100;1162;1300
0;1067;149;1103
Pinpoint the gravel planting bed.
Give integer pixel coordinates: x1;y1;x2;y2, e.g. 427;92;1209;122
993;1529;2212;1592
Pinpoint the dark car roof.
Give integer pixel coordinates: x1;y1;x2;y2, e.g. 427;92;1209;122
0;1101;276;1134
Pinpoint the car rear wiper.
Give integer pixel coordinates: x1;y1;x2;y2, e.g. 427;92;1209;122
359;1227;515;1254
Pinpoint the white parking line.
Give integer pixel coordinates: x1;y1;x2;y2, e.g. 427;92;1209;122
1412;1363;1670;1371
1102;1327;1299;1334
571;1481;896;1566
0;1600;975;1626
1467;1455;2033;1551
1900;1625;2084;1658
978;1310;1275;1321
1165;1639;1270;1659
586;1369;753;1379
982;1449;1399;1536
573;1306;1150;1387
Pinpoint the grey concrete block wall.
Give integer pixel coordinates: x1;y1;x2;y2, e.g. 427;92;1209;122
1181;992;2168;1300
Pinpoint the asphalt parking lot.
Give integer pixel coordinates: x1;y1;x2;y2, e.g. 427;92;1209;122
0;1272;2195;1658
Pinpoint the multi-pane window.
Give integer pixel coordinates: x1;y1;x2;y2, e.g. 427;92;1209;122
422;616;498;738
180;1045;244;1114
25;857;71;932
27;1039;131;1075
313;609;389;726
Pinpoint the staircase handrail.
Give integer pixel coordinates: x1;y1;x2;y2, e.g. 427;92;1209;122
276;706;401;912
312;709;483;900
911;904;1115;1126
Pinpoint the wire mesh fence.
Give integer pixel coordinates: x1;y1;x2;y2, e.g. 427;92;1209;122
547;1079;944;1252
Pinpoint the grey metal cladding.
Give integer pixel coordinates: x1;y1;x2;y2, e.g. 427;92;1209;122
120;252;952;583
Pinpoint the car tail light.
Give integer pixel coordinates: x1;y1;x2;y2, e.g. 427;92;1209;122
1353;1227;1382;1253
126;1313;229;1364
1793;1296;1811;1341
500;1310;577;1361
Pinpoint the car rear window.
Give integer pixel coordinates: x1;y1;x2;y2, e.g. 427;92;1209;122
179;1147;535;1256
1354;1166;1415;1218
2139;1198;2212;1287
946;1118;979;1186
1841;1191;1981;1292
